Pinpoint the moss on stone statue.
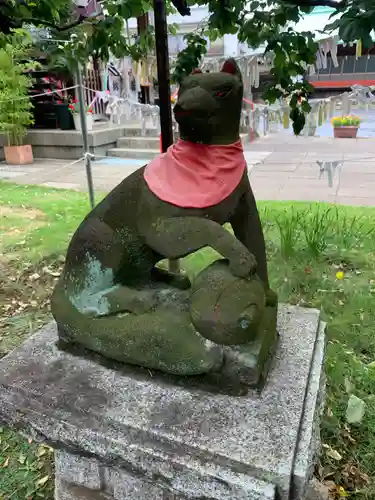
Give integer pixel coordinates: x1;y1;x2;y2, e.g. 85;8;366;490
51;58;277;384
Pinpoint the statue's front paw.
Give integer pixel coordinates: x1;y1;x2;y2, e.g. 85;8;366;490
229;252;257;278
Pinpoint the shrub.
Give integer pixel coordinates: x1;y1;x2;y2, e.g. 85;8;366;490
0;30;35;146
331;115;360;128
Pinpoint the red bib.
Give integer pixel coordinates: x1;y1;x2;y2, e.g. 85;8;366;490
144;139;246;208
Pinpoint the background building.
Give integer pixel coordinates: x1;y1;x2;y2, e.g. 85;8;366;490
127;5;375;98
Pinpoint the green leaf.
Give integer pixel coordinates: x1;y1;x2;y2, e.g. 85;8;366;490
168;23;178;36
301;101;311;113
346;395;365;424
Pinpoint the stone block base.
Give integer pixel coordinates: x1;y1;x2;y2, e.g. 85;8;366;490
16;126;132;160
0;304;326;500
54;449;277;500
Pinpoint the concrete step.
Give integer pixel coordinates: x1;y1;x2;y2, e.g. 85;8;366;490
109;133;250;160
107;147;160;160
116;136;160;149
122;126;159;138
118;132;248;148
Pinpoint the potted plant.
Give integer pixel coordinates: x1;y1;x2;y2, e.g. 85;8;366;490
55;98;75;130
69;99;93;131
0;32;35;164
331;115;360;138
45;75;74;130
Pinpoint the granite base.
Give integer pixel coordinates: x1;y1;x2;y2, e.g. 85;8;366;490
0;304;326;500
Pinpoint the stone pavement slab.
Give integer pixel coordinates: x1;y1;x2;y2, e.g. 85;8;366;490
0;134;374;206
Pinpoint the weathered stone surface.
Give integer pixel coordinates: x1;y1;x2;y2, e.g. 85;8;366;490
222;303;279;387
0;304;325;499
51;59;276;381
56;450;101;489
292;321;326;500
55;479;110;500
55;450;277;499
18;126;135;160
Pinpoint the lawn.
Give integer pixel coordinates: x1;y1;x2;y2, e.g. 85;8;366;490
0;181;374;499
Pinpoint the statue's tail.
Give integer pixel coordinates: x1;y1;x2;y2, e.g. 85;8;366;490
50;281;222;376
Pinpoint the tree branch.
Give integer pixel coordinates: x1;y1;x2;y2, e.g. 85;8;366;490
282;0;344;8
21;15;85;32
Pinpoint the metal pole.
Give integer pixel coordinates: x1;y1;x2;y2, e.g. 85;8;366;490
76;64;95;209
153;0;179;273
153;0;174;152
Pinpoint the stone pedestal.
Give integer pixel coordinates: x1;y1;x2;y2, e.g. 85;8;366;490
0;304;325;500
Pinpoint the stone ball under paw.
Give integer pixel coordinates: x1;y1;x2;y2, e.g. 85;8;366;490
190;259;266;346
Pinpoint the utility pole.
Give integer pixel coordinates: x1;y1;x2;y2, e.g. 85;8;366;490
152;0;190;273
153;0;174;153
152;0;177;271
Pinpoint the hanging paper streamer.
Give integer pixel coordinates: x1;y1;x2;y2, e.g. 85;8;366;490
318;105;323;127
96;91;160;129
341;92;351;115
102;66;108;92
132;61;141;93
247;56;260;88
283;109;290;129
356;40;362;58
328;98;336;118
318;105;323;126
317;161;342;188
96;58;374;139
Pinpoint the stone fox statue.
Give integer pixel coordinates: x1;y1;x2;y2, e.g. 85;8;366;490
51;58;277;378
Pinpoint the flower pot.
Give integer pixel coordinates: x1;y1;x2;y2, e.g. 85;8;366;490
4;145;33;165
55;103;75;130
333;126;358;139
73;113;93;132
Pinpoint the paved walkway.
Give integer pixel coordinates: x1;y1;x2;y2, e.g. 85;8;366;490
1;133;375;206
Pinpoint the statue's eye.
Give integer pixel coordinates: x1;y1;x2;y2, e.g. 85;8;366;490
213;88;232;98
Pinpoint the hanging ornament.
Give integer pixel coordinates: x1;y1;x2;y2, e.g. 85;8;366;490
322;101;327;121
282;108;290;129
317;161;342;188
356;40;362;58
344;92;352;115
318;104;323;126
328;98;335;118
330;36;339;67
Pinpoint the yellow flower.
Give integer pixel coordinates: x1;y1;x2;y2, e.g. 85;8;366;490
336;271;344;280
339;486;349;497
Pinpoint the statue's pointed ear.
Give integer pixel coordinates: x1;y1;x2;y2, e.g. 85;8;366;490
221;58;241;79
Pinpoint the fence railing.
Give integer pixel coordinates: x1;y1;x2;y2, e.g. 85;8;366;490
79;68;106;117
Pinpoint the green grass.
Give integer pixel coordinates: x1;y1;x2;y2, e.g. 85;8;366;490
0;181;375;499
